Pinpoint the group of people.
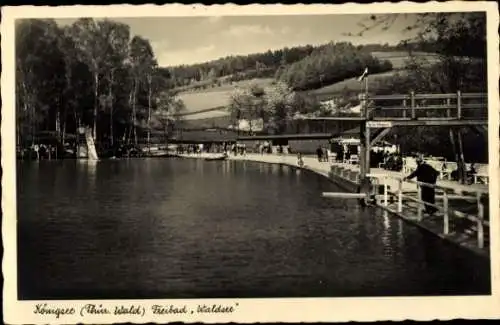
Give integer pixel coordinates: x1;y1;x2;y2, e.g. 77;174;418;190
175;142;248;156
17;143;67;160
376;151;403;171
315;146;330;162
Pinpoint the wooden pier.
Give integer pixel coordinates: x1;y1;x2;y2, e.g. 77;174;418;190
328;163;490;258
303;91;488;191
305;89;489;257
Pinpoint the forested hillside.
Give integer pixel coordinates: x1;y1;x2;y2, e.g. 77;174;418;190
166;42;424;92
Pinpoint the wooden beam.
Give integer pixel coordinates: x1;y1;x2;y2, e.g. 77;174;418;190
322;192;367;199
410;91;416;119
359;123;366;178
301;117;366;121
457;91;462;119
370;127;391;146
470;125;488;137
365;125;371;173
457;128;467;183
379;120;487;127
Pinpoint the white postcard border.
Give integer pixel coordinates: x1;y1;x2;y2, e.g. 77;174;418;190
2;2;499;323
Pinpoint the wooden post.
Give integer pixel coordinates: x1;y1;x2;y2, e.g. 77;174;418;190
402;99;407;118
457;129;467;184
384;179;388;207
477;192;484;249
449;128;463;183
365;126;371;174
417;183;423;221
443;190;449;235
358;91;370;203
446;98;451;118
410;91;416;119
457;91;462;119
397;178;403;212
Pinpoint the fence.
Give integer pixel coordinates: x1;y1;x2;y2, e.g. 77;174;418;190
373;175;489;249
367;92;488;120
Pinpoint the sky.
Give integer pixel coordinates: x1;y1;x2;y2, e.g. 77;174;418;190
55;14;421;67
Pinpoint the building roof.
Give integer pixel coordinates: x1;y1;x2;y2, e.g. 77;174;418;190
237;133;333;141
333;127;360;138
170;130;239;143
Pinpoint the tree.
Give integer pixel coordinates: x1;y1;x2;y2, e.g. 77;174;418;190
16;19;66;146
69;18;109;140
152;92;186;139
15;18;171;155
98;20;131;147
263;81;296;134
129;35;158;145
228;81;297;134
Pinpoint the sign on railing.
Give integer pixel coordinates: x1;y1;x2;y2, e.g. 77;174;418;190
367;121;393;128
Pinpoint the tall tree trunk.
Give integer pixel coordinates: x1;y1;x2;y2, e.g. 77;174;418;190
61;100;67;145
132;79;138;145
127;84;133;145
63;65;71;146
147;74;152;151
93;71;99;140
56;110;61;137
75;113;81;158
109;70;115;147
31;101;36;146
62;121;66;147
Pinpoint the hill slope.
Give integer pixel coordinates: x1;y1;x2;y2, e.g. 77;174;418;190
176;78;275;114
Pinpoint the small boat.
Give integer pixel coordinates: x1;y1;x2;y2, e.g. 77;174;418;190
147;149;176;158
205;154;228;161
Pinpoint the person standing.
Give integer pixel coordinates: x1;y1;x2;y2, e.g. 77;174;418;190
297;153;304;168
316;146;323;162
403;156;440;215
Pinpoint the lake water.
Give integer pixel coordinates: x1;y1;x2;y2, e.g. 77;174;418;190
17;158;490;299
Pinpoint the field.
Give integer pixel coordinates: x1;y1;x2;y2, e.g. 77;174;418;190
308;70;410;100
176;78;275;113
371;51;440;70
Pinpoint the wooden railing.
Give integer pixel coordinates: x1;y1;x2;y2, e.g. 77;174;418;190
366;92;488;120
373;175;489;249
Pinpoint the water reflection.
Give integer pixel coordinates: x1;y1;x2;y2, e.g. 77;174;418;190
17;159;491;299
381;211;393;257
397;219;405;249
